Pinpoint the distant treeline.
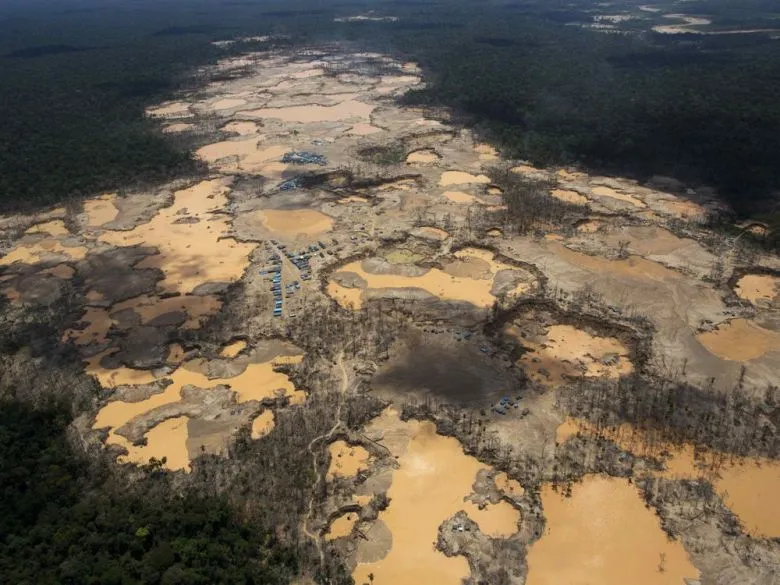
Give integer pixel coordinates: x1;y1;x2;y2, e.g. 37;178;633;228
1;0;779;234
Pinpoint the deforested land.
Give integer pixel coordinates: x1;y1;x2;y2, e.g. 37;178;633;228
1;1;780;584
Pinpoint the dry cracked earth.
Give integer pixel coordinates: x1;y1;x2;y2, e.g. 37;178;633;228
1;43;779;585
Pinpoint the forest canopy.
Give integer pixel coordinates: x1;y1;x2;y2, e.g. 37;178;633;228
0;0;778;221
0;401;298;585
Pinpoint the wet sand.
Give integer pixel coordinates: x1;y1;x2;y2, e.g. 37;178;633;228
506;323;633;385
439;171;491;186
327;440;371;480
526;475;699;585
25;220;70;237
220;339;248;358
735;274;779;305
696;318;780;362
251;410;275;439
442;190;478;204
98;179;256;294
406;149;440;164
244;100;375;123
326;512;359;540
118;416;190;471
353;410;520;585
0;239;88;266
256;209;334;240
556;418;780;538
329;248;525;309
84;193;119;227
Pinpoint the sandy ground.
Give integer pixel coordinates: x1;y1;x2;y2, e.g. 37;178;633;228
2;44;779;584
557;418;780;538
506;323;633;386
696;318;780;362
327;440;371;480
328;248;532;309
353;409;521;585
526;475;699;585
735;274;779;305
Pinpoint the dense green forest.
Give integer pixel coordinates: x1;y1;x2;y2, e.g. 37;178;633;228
1;0;779;223
0;400;297;585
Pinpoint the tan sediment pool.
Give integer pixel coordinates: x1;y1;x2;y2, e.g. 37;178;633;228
328;248;528;310
576;219;603;233
439;171;491;186
526;475;699;585
147;102;191;118
222;120;260;135
506;323;633;386
657;197;705;219
511;164;544;175
442;190;478;204
25;220;69;237
495;472;524;497
251;410;275;439
84;193;119;227
220;339;248;358
91;353;304;469
556;418;780;538
326;281;363;309
243;100;375;123
326;512;360;541
347;123;383;136
338;196;369;205
413;226;449;241
406;149;440;164
696;318;780;362
211;97;247;111
734;274;779;305
119;416;190;472
98;179;256;294
327;440;371;480
548;242;681;283
353;409;521;585
0;239;88;266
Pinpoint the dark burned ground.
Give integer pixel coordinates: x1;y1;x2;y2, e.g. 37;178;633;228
371;330;519;405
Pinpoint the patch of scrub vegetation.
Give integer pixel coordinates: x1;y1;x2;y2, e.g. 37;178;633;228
382;247;426;264
357;142;408;165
